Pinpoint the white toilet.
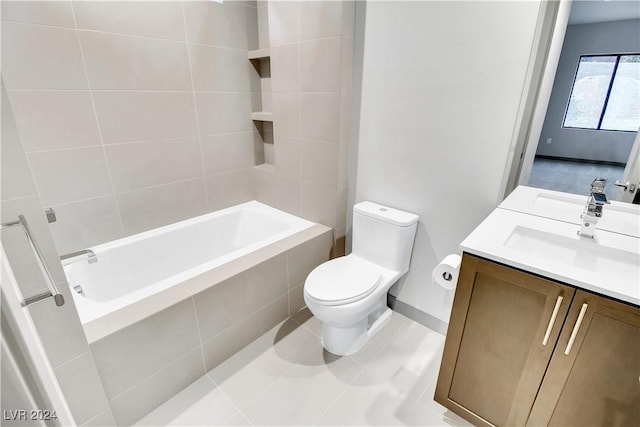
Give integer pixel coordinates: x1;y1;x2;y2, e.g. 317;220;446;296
304;201;418;355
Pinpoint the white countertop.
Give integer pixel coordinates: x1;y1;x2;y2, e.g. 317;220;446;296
461;187;640;306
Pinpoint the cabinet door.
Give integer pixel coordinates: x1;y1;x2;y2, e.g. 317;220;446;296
527;290;640;426
435;255;575;427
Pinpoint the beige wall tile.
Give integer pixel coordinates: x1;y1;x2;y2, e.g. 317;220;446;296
1;1;75;27
201;132;261;175
342;1;356;38
105;138;203;192
194;253;287;342
257;3;270;49
253;167;300;215
28;147;113;206
288;283;306;315
72;1;186;41
300;37;342;93
341;36;354;93
195;93;253;135
92;91;198;144
338;143;349;188
272;92;300;138
79;31;191;91
300;180;338;228
271;44;299;93
90;299;200;399
116;178;207;235
1;89;37;201
49;196;123;254
184;1;258;50
267;1;299;46
7;91;101;151
109;349;205;426
300;139;338;188
336;185;348;230
205;169;255;212
274;136;300;178
201;295;289;371
1;22;87;90
340;92;353;143
300;0;343;41
300;93;339;142
286;229;333;289
54;353;110;425
27;285;91;368
190;44;259;92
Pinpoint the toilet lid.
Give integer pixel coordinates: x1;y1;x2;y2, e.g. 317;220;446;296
305;256;381;305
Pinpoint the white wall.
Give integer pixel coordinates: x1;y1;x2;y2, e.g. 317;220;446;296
350;1;541;324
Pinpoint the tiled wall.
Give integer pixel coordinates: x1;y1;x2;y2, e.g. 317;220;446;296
1;0;263;255
2;1;355;256
253;1;354;243
1;86;114;426
89;229;332;425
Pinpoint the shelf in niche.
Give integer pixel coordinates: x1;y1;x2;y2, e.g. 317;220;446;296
251;112;273;122
248;48;270;60
253;163;275;173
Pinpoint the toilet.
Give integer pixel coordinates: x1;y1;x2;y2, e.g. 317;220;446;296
304;201;419;355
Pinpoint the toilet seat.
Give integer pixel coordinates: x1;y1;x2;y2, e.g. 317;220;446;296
305;256;381;306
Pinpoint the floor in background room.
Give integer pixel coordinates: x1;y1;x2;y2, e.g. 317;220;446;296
135;309;470;426
528;157;626;196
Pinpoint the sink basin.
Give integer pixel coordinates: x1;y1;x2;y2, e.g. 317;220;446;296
500;186;640;238
461;208;640;305
505;225;639;289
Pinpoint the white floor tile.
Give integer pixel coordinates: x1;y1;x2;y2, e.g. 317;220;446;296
317;368;419;426
134;376;239;426
138;311;457;427
366;322;445;400
241;346;364;426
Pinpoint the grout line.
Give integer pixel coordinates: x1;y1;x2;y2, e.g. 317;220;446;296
107;344;203;402
181;2;210;208
51;350;89;371
190;296;209;377
69;2;126;237
79;408;113;427
6;89;263;94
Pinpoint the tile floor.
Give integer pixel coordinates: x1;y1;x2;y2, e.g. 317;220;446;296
135;309;471;426
528;157;625;196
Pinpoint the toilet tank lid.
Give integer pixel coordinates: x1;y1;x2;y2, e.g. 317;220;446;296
354;202;419;227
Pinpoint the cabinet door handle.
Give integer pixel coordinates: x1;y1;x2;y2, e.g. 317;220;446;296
542;295;563;346
564;303;588;355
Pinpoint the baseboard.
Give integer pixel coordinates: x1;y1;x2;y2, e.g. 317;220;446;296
534;155;626;168
387;294;449;336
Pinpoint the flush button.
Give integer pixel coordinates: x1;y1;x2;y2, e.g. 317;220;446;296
379;208;387;212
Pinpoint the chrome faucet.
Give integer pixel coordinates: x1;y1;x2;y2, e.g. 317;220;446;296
60;249;98;266
578;178;610;238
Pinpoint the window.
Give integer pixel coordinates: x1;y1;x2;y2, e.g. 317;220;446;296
563;54;640;132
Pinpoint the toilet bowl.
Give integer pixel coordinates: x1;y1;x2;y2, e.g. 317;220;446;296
303;201;418;355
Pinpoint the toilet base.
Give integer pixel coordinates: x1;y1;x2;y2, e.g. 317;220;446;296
321;307;393;356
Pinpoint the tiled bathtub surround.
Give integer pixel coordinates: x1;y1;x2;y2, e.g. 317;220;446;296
1;0;263;254
2;0;356;256
89;226;333;426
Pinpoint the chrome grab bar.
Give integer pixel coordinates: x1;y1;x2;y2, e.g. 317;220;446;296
60;249;97;265
1;215;65;307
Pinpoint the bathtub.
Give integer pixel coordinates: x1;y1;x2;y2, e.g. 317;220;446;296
65;201;323;342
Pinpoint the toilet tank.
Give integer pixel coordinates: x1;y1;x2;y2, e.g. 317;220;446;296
352;201;419;273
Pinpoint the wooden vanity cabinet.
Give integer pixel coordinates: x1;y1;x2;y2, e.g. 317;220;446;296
435;254;640;427
526;290;640;426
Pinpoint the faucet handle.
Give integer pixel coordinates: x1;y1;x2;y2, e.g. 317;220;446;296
590;177;607;192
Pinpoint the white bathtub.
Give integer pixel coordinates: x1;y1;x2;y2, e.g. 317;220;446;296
65;201;315;337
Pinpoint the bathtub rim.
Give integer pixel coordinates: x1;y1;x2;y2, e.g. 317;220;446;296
79;222;332;344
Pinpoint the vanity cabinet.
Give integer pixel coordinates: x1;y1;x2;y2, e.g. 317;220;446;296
435;254;640;427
